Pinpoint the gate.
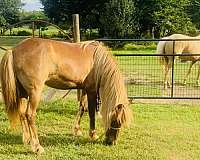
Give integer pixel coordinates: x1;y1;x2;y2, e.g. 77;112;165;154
97;38;200;99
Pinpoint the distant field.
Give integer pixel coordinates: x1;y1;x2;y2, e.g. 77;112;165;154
3;26;67;37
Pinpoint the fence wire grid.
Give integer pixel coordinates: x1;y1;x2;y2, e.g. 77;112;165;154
96;38;200;99
115;54;200;99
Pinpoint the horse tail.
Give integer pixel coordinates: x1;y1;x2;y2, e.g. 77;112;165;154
157;37;169;68
0;50;20;127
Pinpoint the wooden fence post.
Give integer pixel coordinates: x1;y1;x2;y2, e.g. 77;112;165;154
72;14;80;43
72;14;82;101
32;21;35;37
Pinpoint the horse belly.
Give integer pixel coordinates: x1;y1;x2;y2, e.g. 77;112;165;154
180;53;198;61
45;76;78;89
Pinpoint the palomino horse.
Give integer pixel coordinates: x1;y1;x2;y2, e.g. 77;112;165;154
157;34;200;89
0;38;132;154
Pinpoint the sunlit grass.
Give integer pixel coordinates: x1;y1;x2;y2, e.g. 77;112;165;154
0;97;200;159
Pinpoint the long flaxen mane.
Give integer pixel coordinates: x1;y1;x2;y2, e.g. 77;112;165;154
90;42;132;130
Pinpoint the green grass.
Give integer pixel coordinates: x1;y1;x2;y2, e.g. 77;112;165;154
0;98;200;159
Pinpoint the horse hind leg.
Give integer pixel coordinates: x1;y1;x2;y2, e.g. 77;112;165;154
163;62;171;89
19;98;31;145
196;63;200;86
183;61;196;85
73;90;87;136
26;88;44;154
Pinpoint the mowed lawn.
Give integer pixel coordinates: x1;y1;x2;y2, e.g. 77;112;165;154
0;37;200;159
0;96;200;160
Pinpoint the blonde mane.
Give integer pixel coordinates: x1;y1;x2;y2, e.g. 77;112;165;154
92;43;132;130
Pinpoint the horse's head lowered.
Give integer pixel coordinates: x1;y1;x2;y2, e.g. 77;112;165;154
104;104;129;145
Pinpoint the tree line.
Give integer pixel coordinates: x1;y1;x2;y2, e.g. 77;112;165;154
1;0;200;38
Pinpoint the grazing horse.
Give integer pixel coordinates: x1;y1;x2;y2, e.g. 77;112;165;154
0;38;132;154
157;34;200;89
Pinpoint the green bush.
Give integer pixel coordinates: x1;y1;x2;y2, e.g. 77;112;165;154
123;42;157;50
17;30;32;36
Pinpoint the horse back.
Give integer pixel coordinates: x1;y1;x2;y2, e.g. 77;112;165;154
12;38;95;90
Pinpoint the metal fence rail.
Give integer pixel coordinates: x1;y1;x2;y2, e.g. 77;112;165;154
115;54;200;99
97;38;200;99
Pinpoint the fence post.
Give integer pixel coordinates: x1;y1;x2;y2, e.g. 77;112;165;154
32;21;35;37
72;14;81;101
72;14;80;43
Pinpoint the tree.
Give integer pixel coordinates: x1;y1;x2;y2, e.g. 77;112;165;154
135;0;197;38
0;0;22;27
99;0;137;38
154;0;196;37
187;0;200;29
135;0;159;38
41;0;138;38
40;0;106;30
20;11;48;21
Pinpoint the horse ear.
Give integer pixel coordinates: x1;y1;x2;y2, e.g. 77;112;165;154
115;104;124;118
116;104;124;112
114;104;125;124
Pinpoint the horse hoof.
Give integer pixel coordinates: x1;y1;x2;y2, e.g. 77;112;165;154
74;129;83;137
32;144;45;155
90;134;99;141
89;130;99;140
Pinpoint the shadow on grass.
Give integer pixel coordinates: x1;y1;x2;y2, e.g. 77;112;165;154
40;133;103;147
0;131;22;145
0;131;103;147
39;100;78;116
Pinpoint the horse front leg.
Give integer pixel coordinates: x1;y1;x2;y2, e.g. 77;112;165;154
164;64;171;89
183;61;196;85
73;90;87;136
27;88;44;155
87;92;98;140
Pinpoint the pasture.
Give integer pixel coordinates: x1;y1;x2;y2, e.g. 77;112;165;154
0;37;200;159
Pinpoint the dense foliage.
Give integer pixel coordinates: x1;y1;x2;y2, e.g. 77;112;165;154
0;0;22;27
40;0;200;38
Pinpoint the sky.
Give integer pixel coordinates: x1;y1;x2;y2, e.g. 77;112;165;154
22;0;43;11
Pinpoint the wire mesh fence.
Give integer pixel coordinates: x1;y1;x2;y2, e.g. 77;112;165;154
115;54;200;99
96;38;200;99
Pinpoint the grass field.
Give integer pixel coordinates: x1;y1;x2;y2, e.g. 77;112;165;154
0;37;200;159
0;96;200;160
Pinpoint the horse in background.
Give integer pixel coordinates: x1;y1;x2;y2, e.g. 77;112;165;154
157;34;200;89
0;38;132;154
